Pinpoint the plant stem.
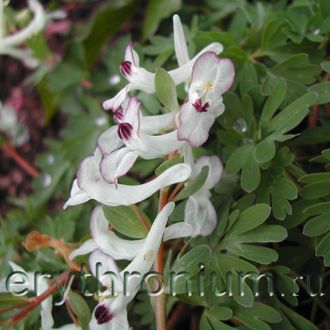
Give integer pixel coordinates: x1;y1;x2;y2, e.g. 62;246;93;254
3;142;39;177
154;188;169;330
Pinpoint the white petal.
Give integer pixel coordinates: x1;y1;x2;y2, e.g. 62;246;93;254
122;97;141;138
103;85;131;111
173;15;190;66
124;42;139;66
169;43;223;85
122;203;175;294
177;102;219;147
164;222;193;241
100;148;138;184
98;126;123;156
184;196;217;237
140;112;174;134
90;207;144;260
127;131;185;159
69;239;99;260
191;52;235;98
89;250;121;289
196;155;223;190
63;179;90;209
76;152;191;206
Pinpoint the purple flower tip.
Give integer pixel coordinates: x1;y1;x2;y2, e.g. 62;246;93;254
120;61;132;76
95;305;113;324
117;122;133;140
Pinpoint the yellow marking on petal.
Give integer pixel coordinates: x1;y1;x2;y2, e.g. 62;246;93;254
203;81;213;90
144;250;154;261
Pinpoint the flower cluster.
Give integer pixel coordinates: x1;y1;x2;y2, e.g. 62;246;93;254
63;14;234;329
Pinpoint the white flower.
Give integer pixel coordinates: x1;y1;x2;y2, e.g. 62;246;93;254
98;97;185;184
69;206;192;261
102;39;223;111
181;147;223;237
88;203;175;329
177;51;235;147
0;262;54;330
64;147;191;208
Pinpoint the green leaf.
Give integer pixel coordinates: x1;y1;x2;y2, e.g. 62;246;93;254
237;245;278;264
67;291;92;330
254;139;276;163
239;225;287;243
226;145;254;174
300;180;330;199
261;79;287;123
155;155;183;176
155;68;179;111
174;167;209;201
231;204;271;235
308;82;330;105
321;61;330;73
241;154;260;192
268;92;317;136
173;245;211;274
102;205;148;239
299;172;330;183
303;213;330;237
320;0;330;19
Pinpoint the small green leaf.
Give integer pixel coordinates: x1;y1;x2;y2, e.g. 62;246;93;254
226;145;254;174
102;205;148;238
308;82;330;105
254;139;276;163
155;68;179;111
241;154;260;192
300;180;330;199
303;213;330;237
155;155;183;176
174;167;209;202
231;204;271;235
67;291;92;330
261;79;287;123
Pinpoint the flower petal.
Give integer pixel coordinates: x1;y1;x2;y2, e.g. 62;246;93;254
164;222;193;241
103;85;131;111
191;52;235;97
196;155;223;190
122;97;141;138
89;250;121;290
100;148;138;184
173;15;190;66
63;179;90;209
76;152;191;206
98;126;123;156
122;203;175;293
69;239;99;260
177;101;223;147
124;42;139;66
128;131;185;159
184;196;217;237
90;207;144;260
140;112;174;134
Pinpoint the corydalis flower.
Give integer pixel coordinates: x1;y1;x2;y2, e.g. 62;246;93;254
64;147;191;208
177;51;235;147
102;34;223;111
98;97;185;184
69;206;192;261
180;145;223;237
88;203;175;329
